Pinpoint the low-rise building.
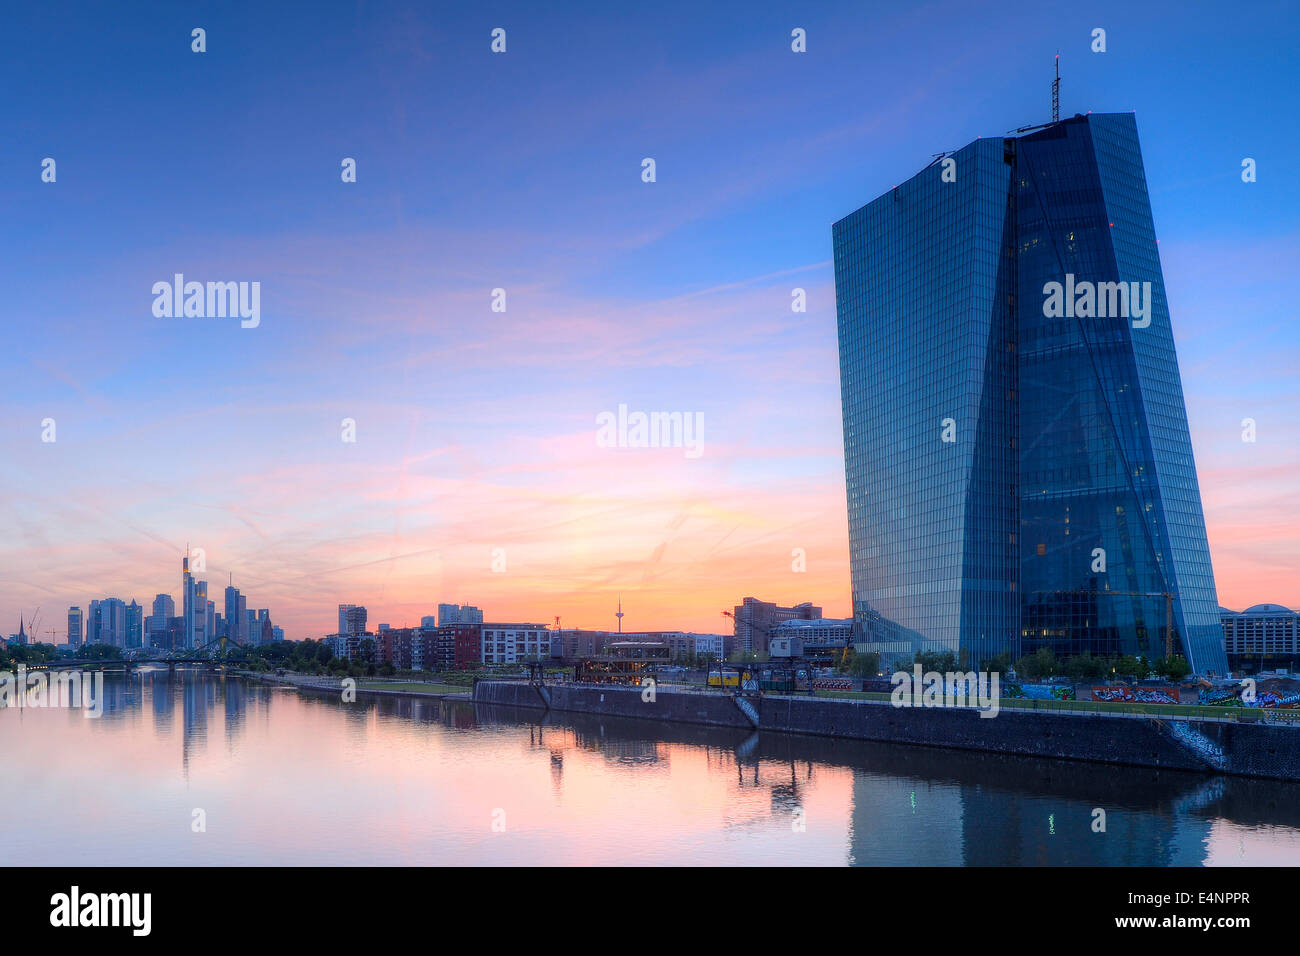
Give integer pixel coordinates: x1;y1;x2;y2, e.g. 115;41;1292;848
481;623;551;665
436;624;480;670
549;629;610;661
549;629;728;663
690;633;728;659
329;632;376;662
374;627;420;669
771;618;854;665
1222;604;1299;669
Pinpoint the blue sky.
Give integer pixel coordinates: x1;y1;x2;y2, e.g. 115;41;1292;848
2;0;1296;637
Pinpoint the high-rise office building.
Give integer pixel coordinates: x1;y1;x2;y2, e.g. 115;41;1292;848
125;600;144;649
225;581;241;642
194;580;208;648
338;604;367;636
832;111;1227;675
150;593;175;645
67;606;83;647
164;615;185;652
251;609;272;646
182;554;197;650
88;597;127;647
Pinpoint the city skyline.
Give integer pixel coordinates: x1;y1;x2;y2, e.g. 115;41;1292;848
3;2;1297;640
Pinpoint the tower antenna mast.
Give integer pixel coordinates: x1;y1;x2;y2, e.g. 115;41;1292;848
1052;53;1060;123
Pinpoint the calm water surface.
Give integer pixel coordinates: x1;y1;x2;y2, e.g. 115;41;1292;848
3;669;1298;865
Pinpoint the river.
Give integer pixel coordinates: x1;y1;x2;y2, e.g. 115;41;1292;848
2;668;1297;865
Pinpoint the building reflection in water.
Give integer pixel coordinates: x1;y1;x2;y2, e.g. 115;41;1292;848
27;672;1298;866
147;669;174;733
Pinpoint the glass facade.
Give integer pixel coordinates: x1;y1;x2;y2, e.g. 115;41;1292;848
833;137;1018;669
833;114;1227;675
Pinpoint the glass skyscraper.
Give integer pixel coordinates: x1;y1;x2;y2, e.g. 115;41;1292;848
67;606;83;647
833;112;1227;675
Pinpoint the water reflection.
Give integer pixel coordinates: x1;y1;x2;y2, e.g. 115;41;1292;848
0;668;1296;866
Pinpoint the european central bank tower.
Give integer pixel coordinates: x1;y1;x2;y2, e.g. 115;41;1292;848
832;112;1227;675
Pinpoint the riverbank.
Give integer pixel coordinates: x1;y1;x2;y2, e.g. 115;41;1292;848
473;679;1300;781
239;670;472;701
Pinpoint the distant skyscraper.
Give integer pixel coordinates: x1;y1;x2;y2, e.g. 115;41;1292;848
339;604;367;635
67;606;83;647
832;111;1227;674
108;598;127;646
89;598;127;646
153;592;175;621
164;615;185;652
150;593;175;644
420;615;437;629
125;600;143;649
225;580;241;641
194;580;209;648
244;608;257;645
182;553;197;650
438;603;482;626
245;609;267;646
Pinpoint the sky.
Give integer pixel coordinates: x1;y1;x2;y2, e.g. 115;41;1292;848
1;0;1297;640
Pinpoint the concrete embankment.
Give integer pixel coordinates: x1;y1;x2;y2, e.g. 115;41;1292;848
242;671;471;701
472;680;1300;781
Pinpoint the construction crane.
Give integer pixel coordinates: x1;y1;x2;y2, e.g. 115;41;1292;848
1052;52;1060;123
1008;54;1062;135
721;610;776;658
722;609;774;634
